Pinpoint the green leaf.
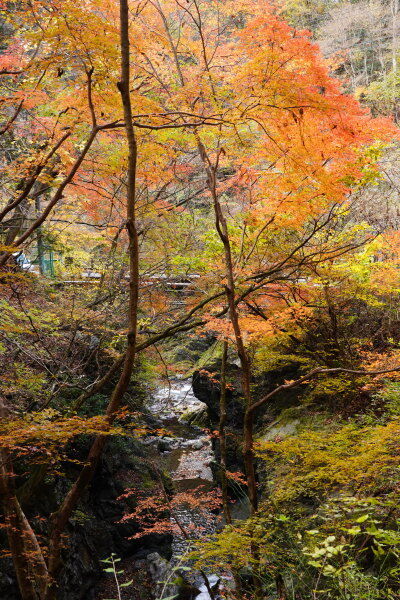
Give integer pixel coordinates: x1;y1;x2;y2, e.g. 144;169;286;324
120;580;133;587
323;565;337;575
356;514;370;523
346;527;361;535
308;560;322;568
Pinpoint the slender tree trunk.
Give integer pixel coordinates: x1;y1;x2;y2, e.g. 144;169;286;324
197;142;257;513
153;9;262;587
196;143;262;598
243;406;258;512
156;6;259;515
35;194;46;276
1;495;39;599
43;2;139;597
218;345;245;596
0;400;48;600
218;340;231;524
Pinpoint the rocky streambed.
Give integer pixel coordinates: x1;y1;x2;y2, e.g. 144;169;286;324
144;380;220;600
0;377;224;600
92;378;222;600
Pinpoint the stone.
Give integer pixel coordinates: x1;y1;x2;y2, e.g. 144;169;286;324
178;405;208;426
191;439;204;450
146;553;200;600
260;418;301;442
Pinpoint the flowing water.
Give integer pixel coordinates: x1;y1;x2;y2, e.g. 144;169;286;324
146;380;219;600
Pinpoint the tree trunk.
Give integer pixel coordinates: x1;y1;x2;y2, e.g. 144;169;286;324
43;2;139;597
35;194;46;276
197;142;257;514
196;142;261;598
218;340;231;524
0;400;48;599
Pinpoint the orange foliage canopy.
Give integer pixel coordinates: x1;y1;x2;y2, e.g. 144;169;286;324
1;0;399;343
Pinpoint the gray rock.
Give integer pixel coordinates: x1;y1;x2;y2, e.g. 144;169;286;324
158;438;177;452
260;419;300;442
178;405;208;426
191;439;204;450
147;552;198;600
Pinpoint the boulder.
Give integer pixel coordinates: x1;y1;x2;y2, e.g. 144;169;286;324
146;553;201;600
192;361;243;428
178;404;208;426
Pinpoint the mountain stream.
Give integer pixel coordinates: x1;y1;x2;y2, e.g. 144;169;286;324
146;380;220;600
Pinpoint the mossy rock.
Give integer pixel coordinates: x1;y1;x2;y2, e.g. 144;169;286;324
179;405;208;426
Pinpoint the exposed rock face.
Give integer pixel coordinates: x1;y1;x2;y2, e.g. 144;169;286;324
147;552;181;599
173;333;217;365
0;560;19;600
57;441;172;600
191;361;245;484
150;380;209;424
191;359;303;497
192;361;243;428
146;552;203;600
178;404;208;427
192;359;303;430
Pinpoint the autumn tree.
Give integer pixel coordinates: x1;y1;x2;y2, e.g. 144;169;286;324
0;1;399;600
